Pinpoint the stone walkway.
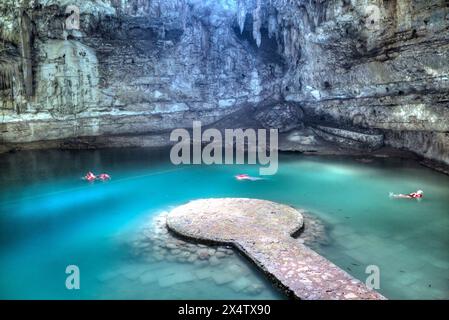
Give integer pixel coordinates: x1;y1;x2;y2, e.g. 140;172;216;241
166;198;385;300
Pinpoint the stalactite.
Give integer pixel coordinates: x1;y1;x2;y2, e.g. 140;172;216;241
0;4;27;111
200;21;210;58
268;10;278;39
181;0;188;31
237;0;246;34
252;0;262;47
282;27;290;58
290;26;299;64
0;63;18;90
19;10;33;97
0;57;22;113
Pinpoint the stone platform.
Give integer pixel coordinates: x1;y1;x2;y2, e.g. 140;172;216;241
166;198;385;300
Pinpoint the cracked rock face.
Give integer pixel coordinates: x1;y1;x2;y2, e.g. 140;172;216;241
0;0;284;143
1;0;448;165
255;103;304;132
270;0;449;164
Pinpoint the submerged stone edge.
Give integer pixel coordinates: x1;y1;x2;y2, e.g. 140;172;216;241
166;198;386;300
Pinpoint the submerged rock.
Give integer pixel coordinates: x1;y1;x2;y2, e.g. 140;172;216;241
122;210;318;296
300;213;330;249
127;212;237;268
99;206;330;298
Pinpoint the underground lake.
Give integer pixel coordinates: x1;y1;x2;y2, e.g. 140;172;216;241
0;148;447;300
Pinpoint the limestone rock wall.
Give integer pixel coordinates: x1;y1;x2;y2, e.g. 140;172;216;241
1;0;448;165
267;0;449;163
0;0;284;143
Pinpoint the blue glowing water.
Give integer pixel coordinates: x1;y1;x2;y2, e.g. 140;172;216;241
0;148;448;299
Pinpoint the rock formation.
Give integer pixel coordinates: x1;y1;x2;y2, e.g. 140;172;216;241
1;0;448;165
270;0;449;164
0;0;284;145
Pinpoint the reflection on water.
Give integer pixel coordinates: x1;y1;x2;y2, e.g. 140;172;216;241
0;148;448;299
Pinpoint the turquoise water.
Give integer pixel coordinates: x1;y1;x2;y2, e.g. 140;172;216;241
0;148;448;299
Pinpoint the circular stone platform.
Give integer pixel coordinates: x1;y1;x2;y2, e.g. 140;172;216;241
167;198;385;300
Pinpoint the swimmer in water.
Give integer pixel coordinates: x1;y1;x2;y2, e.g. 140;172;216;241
84;171;96;182
83;172;111;182
389;190;423;199
98;173;111;181
235;174;264;181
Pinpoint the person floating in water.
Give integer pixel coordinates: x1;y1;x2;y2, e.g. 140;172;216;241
235;174;264;181
84;171;96;182
83;172;111;182
98;173;111;181
390;190;423;199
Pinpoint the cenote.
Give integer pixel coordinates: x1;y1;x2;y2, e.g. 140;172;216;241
0;148;448;300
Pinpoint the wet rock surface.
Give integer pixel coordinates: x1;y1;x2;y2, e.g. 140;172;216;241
167;198;385;300
132;210;328;262
130;212;236;266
